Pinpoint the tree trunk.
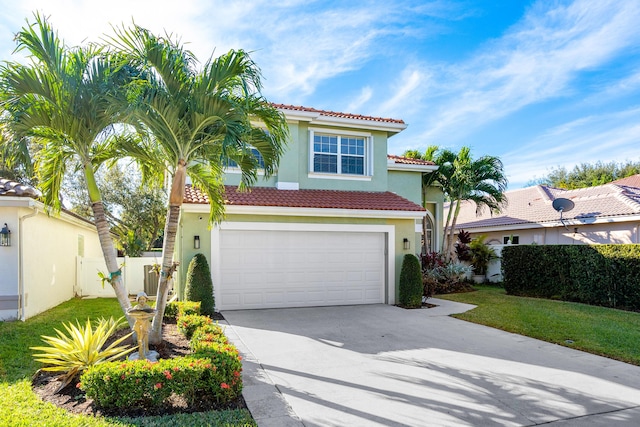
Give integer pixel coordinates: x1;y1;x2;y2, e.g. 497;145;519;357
84;164;133;327
149;160;186;345
442;199;456;258
447;200;463;261
91;201;132;324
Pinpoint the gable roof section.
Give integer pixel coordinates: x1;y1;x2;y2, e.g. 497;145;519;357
451;183;640;231
387;154;435;166
612;173;640;188
274;104;407;135
184;185;424;212
387;154;438;172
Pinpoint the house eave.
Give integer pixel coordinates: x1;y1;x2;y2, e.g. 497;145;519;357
183;203;424;220
454;214;640;233
280;109;407;135
387;163;438;173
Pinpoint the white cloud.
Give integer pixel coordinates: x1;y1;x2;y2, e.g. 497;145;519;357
345;86;373;113
417;0;640;145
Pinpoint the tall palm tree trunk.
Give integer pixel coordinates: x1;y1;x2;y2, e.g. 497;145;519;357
446;200;463;261
91;201;133;325
149;160;186;345
442;199;456;257
85;165;132;325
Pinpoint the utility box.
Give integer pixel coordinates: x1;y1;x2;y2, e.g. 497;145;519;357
143;265;159;296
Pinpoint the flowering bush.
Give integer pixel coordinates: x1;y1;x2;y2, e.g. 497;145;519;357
81;307;243;412
191;340;243;400
80;356;239;409
177;314;213;339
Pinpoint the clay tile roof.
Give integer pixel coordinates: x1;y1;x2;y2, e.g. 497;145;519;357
387;154;436;166
184;185;424;212
272;103;405;125
612;174;640;188
450;183;640;230
0;177;40;198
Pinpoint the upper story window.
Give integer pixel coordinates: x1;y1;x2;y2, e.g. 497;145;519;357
310;129;372;178
226;147;265;170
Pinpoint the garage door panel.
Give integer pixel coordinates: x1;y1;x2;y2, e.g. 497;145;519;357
217;229;386;310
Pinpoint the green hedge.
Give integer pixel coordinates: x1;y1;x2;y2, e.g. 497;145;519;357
502;244;640;310
164;301;201;319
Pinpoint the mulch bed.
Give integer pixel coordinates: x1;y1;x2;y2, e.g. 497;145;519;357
31;314;248;418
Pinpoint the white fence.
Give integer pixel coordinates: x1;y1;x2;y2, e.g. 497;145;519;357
486;244;507;283
76;256;162;297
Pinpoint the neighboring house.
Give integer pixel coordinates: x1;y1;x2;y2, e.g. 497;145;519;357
0;178;102;321
177;104;444;310
449;179;640;246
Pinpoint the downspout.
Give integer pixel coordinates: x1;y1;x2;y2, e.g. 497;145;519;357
18;205;38;321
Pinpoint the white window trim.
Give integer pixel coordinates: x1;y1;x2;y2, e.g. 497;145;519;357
308;129;374;179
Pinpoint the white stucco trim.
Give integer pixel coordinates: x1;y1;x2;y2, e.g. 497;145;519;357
307;173;373;181
387;163;438;173
184;203;424;219
211;221;396;305
1;197;96;232
276;182;300;190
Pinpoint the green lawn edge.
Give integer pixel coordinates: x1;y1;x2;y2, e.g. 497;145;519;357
436;285;640;366
0;298;256;427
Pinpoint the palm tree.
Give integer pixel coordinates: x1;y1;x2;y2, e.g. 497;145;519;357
110;25;288;344
0;14;134;320
405;146;507;260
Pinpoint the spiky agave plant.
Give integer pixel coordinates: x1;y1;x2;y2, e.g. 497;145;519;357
31;316;134;392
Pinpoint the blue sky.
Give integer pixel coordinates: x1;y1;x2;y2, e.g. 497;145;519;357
1;0;639;188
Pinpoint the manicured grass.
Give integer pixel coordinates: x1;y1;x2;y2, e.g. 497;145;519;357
0;298;255;427
436;285;640;366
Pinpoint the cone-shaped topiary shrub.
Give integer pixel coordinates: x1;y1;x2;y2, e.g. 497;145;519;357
185;253;215;316
399;254;423;308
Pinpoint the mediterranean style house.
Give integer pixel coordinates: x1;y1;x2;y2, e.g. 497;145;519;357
449;176;640;246
176;104;444;310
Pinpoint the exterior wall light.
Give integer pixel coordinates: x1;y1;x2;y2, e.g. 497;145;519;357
194;235;200;249
1;223;10;247
403;238;410;250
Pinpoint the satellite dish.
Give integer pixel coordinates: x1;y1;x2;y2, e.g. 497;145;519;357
552;198;575;214
552;197;575;231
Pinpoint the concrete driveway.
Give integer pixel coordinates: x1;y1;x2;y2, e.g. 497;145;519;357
222;301;640;427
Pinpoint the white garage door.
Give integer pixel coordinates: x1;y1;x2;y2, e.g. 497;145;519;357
217;229;386;310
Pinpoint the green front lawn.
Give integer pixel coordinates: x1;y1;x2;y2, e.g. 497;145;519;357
436;285;640;366
0;298;255;427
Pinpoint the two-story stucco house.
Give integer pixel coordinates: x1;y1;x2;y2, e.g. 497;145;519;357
175;104;443;311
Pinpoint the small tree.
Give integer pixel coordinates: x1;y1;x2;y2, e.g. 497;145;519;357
399;254;423;308
185;254;215;316
469;235;497;276
455;230;472;262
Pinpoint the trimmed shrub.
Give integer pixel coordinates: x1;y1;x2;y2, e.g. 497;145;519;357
190;324;228;351
399;254;423;308
164;301;201;320
80;356;241;410
185;254;215;316
502;244;640;310
177;314;213;339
